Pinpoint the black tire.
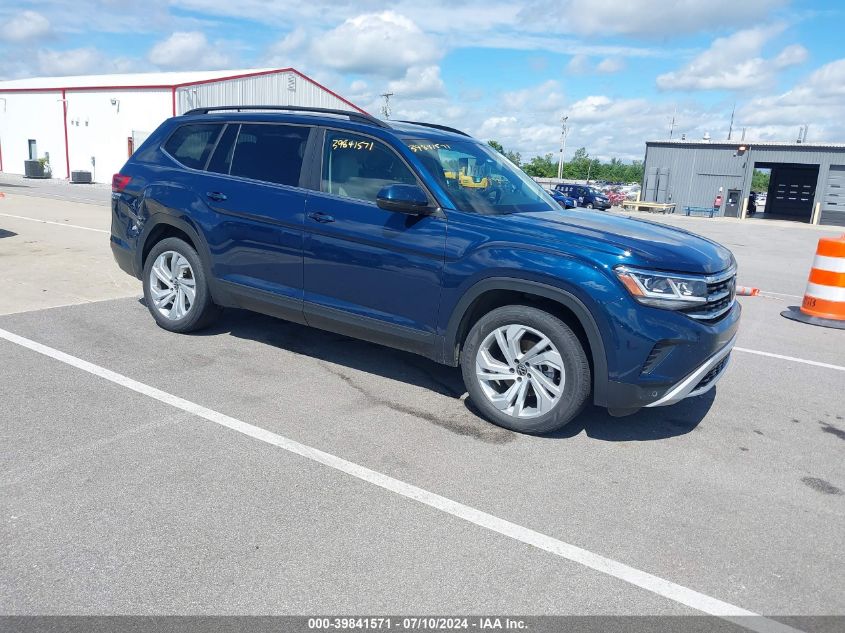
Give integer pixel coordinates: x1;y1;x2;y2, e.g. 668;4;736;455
586;203;594;209
142;237;221;333
461;305;591;434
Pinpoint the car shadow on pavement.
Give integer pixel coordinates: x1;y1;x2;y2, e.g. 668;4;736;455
155;303;714;442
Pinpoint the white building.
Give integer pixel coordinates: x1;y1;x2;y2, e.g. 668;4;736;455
0;68;362;183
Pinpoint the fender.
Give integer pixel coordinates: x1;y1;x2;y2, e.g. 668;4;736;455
440;277;609;407
135;212;211;274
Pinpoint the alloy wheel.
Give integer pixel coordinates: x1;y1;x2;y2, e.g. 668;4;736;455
148;250;196;320
474;324;565;418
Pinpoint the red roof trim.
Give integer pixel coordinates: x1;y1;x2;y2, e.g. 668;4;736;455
0;68;368;114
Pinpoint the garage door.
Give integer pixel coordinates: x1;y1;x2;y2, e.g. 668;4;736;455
821;165;845;226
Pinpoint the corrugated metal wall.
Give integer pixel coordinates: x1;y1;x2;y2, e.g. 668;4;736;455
643;144;744;210
176;71;358;114
643;142;845;225
822;165;845;226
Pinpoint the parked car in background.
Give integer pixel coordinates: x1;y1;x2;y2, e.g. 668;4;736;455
555;184;611;210
546;189;578;209
111;105;739;434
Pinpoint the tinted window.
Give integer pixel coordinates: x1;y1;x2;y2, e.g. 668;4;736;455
206;124;239;175
322;131;417;203
230;123;310;186
163;124;223;170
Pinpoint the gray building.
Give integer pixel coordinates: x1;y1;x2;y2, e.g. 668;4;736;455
642;140;845;226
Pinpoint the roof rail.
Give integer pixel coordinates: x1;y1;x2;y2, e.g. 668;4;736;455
182;105;390;129
396;120;471;137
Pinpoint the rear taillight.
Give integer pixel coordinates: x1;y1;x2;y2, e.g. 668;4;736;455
112;174;131;192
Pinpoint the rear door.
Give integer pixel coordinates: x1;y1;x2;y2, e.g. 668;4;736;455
302;128;447;353
200;122;313;313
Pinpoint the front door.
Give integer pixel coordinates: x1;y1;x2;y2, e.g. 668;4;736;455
302;129;446;353
725;189;741;217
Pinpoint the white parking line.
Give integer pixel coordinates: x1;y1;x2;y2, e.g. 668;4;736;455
735;347;845;372
0;326;801;633
0;212;109;234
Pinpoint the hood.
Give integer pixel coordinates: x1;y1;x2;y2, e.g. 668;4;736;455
505;210;734;275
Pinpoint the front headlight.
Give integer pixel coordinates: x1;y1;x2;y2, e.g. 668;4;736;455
614;266;709;309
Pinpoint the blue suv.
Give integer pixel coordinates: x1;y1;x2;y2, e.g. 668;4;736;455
555;183;611;210
111;106;739;434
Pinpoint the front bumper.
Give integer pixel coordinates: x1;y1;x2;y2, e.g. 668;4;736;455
644;333;736;407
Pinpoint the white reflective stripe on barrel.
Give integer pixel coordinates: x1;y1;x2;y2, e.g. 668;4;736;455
804;282;845;302
812;254;845;273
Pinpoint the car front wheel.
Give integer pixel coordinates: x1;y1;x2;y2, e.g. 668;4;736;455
461;305;591;434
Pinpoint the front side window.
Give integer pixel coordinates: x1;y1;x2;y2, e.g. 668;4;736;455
406;139;559;215
229;123;311;186
322;130;418;203
163;124;223;170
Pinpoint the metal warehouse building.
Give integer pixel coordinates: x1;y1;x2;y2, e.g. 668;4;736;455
642;140;845;227
0;68;362;184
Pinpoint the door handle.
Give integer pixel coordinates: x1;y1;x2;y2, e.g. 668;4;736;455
206;191;227;202
308;211;335;223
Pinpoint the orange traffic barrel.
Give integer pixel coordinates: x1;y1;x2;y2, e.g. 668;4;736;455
782;234;845;329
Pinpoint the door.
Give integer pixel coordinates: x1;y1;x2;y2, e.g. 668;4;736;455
768;165;819;222
302;129;447;352
195;122;312;310
724;189;741;217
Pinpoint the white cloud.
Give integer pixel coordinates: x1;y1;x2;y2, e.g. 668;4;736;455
37;47;106;76
596;57;625;74
148;31;230;69
1;10;50;42
310;11;440;78
567;55;590;74
502;80;565;113
269;27;308;56
518;0;787;37
388;65;445;98
737;58;845;141
656;24;808;91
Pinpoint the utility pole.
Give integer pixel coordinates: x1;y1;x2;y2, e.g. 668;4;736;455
668;105;676;139
556;115;569;180
727;102;735;140
380;92;393;120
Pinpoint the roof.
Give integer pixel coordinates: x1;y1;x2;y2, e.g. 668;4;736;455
0;68;290;91
647;139;845;150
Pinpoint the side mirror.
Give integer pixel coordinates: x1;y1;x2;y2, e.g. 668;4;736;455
376;184;433;215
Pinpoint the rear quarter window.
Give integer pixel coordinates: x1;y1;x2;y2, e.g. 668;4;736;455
163;123;224;170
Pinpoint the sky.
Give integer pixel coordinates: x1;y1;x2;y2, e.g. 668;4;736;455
1;0;844;162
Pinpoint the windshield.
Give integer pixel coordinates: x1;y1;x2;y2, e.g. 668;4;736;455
404;139;559;215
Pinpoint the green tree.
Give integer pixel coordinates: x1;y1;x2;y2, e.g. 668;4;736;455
504;150;522;167
751;169;770;192
523;153;557;178
487;139;504;153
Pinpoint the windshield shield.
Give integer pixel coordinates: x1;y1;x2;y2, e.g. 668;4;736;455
404;139;559;215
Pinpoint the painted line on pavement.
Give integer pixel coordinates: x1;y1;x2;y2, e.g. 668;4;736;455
0;212;108;233
0;326;802;633
735;347;845;372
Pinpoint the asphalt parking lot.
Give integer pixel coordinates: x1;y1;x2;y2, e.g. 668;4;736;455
1;184;843;629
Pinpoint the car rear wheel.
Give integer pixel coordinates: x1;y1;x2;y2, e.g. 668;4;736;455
461;305;591;434
142;237;220;333
586;203;594;209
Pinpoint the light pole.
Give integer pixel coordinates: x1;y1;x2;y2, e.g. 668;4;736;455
557;115;569;180
380;92;393;120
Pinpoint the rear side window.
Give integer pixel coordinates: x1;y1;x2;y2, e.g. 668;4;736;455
322;130;417;203
163;124;223;170
229;123;311;186
206;124;239;175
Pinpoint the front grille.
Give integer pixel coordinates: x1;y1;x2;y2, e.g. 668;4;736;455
692;354;730;392
681;269;736;322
